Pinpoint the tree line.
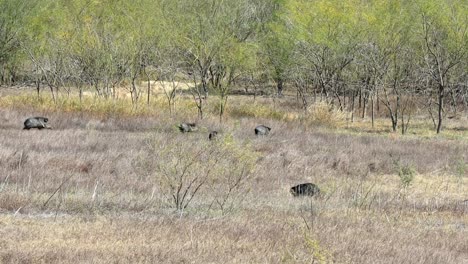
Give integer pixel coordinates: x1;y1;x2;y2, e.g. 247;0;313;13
0;0;467;133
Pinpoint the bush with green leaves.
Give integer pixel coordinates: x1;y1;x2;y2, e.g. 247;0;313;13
397;163;416;189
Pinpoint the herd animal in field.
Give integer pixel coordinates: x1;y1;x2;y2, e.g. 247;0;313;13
177;122;272;139
208;131;218;140
255;125;271;136
22;117;317;198
23;117;52;130
290;183;321;197
178;122;198;133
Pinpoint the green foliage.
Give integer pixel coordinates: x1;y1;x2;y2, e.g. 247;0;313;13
395;162;416;188
0;0;466;129
0;0;39;82
368;1;415;45
412;0;467;57
259;0;294;81
287;0;365;48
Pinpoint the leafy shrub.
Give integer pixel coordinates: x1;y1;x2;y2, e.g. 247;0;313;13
396;163;416;188
208;134;258;214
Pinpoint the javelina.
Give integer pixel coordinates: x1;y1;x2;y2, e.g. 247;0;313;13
23;117;52;130
255;125;271;136
178;123;198;133
290;183;320;197
208;131;218;140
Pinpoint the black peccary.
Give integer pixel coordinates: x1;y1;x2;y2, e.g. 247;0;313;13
23;117;52;130
208;131;218;140
178;123;198;133
290;183;320;197
255;125;271;136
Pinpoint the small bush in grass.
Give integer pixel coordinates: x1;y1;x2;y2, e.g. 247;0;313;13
138;134;258;212
396;162;416;188
208;133;258;214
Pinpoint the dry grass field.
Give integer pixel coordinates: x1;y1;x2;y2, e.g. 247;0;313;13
0;88;467;263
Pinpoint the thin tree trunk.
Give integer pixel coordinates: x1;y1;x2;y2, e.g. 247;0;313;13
351;91;355;123
343;88;347;109
48;84;56;104
78;84;83;104
401;110;405;135
436;85;444;133
362;92;367;119
358;87;362;108
145;67;151;106
449;86;457;114
376;89;380;112
391;115;397;132
131;76;139;107
36;78;41;99
277;78;283;97
371;93;374;128
314;86;317;103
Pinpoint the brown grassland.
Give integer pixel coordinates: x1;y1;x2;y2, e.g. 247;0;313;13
0;87;467;263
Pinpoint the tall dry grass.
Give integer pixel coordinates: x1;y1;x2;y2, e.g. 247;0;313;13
0;92;467;263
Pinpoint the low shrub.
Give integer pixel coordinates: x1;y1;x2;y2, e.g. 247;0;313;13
136;133;258;213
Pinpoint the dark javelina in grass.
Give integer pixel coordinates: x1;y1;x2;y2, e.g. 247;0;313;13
23;117;52;130
178;123;198;133
255;125;271;136
208;131;218;140
290;183;320;197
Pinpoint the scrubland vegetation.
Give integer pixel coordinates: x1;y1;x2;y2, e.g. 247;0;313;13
0;0;467;263
0;91;466;263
